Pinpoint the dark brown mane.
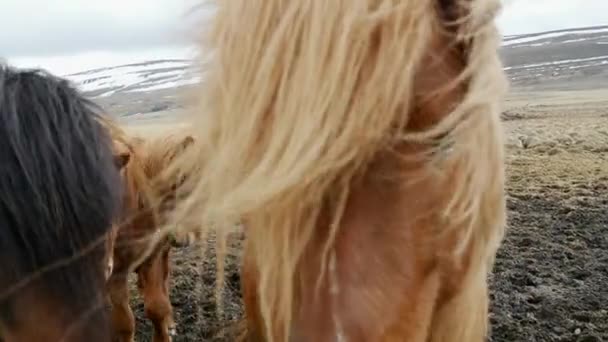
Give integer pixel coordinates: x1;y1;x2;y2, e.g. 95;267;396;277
0;64;122;342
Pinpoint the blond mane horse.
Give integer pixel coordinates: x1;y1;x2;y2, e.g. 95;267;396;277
176;0;508;340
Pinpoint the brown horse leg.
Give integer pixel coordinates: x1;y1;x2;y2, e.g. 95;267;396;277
107;274;135;342
240;237;265;342
137;243;175;342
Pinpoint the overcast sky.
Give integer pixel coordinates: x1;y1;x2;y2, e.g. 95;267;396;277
2;0;607;74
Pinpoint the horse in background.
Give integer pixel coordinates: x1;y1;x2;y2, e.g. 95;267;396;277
176;0;509;340
0;65;126;342
101;124;195;342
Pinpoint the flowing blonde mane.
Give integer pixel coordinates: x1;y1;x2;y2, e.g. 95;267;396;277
97;116;195;213
176;0;508;339
138;134;195;185
123;132;200;247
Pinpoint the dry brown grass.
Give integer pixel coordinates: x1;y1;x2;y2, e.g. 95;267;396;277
503;89;608;192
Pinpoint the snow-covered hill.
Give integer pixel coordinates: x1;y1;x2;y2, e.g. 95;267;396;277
503;26;608;47
500;25;608;89
65;59;200;97
63;25;608;97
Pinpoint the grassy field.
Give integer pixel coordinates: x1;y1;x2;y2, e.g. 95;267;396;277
124;88;608;342
491;89;608;341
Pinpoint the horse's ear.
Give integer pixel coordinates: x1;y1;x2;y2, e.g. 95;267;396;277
114;152;131;170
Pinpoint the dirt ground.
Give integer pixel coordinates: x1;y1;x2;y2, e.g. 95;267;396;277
129;89;608;342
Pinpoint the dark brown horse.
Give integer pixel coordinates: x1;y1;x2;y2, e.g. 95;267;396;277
0;65;126;342
178;0;509;340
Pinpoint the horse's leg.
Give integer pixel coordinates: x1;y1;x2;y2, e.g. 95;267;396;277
107;273;135;342
240;237;265;342
160;244;177;339
170;229;202;248
137;243;175;342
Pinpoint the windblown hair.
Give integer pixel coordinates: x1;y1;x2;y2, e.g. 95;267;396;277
0;65;122;340
104;124;196;257
102;121;195;206
138;134;195;192
177;0;508;339
137;133;199;250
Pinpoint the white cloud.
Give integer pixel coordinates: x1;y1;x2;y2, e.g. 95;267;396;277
498;0;608;35
7;46;198;76
0;0;204;57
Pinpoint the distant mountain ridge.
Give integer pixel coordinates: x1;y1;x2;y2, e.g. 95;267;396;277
66;25;608;97
500;25;608;90
66;59;200;98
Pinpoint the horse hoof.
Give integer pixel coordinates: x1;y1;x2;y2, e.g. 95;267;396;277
170;232;198;248
170;238;187;248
